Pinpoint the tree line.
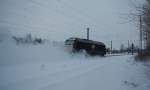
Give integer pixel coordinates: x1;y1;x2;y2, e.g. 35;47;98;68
12;34;45;45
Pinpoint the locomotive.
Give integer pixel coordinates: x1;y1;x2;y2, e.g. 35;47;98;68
65;37;106;56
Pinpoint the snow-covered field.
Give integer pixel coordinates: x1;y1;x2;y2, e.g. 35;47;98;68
0;0;148;89
0;40;150;90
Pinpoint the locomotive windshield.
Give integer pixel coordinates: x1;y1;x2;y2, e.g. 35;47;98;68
65;40;74;45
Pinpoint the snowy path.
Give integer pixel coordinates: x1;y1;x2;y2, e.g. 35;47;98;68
0;56;113;90
1;55;150;90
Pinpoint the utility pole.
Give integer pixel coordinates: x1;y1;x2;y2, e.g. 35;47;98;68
87;27;89;40
111;40;112;54
131;43;134;55
128;40;130;54
139;15;143;53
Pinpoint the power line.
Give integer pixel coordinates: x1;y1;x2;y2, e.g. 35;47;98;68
28;0;95;30
56;0;112;31
29;0;111;31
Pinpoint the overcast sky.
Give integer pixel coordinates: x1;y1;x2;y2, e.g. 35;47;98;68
0;0;145;49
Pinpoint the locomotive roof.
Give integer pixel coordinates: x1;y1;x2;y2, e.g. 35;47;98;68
66;37;105;46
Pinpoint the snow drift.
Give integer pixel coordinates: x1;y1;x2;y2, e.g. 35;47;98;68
0;39;150;90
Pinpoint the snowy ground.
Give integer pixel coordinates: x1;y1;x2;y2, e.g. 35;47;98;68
0;41;150;90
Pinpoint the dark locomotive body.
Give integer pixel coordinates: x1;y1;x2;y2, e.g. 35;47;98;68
65;38;106;56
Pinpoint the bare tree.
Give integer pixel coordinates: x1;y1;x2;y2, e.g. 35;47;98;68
141;0;150;52
131;0;150;53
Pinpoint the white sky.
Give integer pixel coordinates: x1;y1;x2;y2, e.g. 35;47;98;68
0;0;145;49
